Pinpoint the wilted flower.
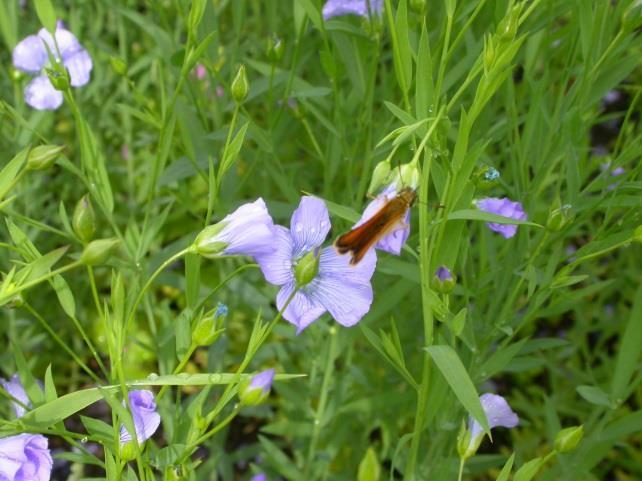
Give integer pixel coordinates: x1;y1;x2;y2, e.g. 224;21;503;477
475;197;527;239
192;199;276;259
239;369;275;406
119;390;161;445
256;196;376;333
354;183;412;256
13;22;93;110
459;393;519;459
0;434;53;481
1;374;31;418
322;0;383;19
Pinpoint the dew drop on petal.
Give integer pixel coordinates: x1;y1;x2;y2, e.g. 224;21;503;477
295;223;303;232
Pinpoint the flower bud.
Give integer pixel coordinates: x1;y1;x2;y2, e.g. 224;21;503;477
73;195;96;243
266;36;284;62
431;266;456;294
554;425;583;453
46;66;70;91
192;303;228;346
110;56;128;76
2;283;24;309
26;145;64;171
357;447;381;481
119;440;139;462
456;420;475;460
397;161;420;190
367;160;392;195
294;249;320;287
80;238;121;265
473;165;501;190
239;369;275;406
546;204;573;232
497;4;522;43
192;223;228;257
483;34;496;74
231;64;249;104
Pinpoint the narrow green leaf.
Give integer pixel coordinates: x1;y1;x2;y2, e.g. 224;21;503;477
33;0;57;33
611;285;642;402
219;122;249;179
43;365;57;403
426;345;489;435
577;385;613;408
513;456;548;481
447;209;542;227
0;147;28;201
495;453;515;481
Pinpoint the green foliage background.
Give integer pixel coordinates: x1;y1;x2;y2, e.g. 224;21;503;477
0;0;641;480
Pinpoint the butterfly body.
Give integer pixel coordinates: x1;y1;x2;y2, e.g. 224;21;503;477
334;187;417;265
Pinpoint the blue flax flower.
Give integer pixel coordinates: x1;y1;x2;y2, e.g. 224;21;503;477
13;22;92;110
119;390;161;445
256;196;376;333
0;375;52;481
0;434;53;481
251;474;267;481
192;198;276;259
322;0;383;20
462;393;518;459
475;197;527;239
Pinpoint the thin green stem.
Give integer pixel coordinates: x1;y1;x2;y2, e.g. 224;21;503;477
23;302;101;383
304;327;338;477
123;247;189;336
457;458;466;481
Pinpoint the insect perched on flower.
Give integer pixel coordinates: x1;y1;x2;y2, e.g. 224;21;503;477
335;186;417;265
256;196;376;333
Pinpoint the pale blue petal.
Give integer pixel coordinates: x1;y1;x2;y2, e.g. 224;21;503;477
249;369;275;393
12;35;47;73
119;390;161;445
289;196;331;257
307;247;376;327
277;281;326;333
255;225;294;286
0;375;30;418
322;0;383;19
64;48;92;87
24;75;63;110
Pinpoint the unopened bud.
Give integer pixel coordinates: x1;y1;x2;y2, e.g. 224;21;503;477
231;65;249;104
110;56;128;76
554;425;583;453
431;266;456;294
357;447;381;481
267;36;284;62
367;160;392;195
483;35;496;74
73;195;96;243
239;369;275;406
80;238;120;265
497;4;522;43
119;441;138;462
46;66;70;91
473;165;501;190
192;302;228;346
397;161;420;190
294;249;320;287
26;145;64;171
546;204;573;232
